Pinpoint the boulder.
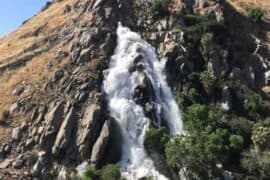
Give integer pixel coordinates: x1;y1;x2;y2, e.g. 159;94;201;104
39;102;64;151
32;151;48;176
76;104;103;159
52;107;76;156
77;48;92;63
12;127;23;141
90;120;112;165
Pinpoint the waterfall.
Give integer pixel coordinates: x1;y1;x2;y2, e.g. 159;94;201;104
103;23;184;180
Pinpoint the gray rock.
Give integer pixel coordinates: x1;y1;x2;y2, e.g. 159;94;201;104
32;151;48;176
77;104;102;158
12;127;23;141
0;158;13;169
39;102;64;150
53;69;65;82
52;107;76;156
12;159;24;169
91;120;111;165
77;48;91;63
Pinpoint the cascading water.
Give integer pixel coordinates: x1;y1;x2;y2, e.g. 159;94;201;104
103;23;184;180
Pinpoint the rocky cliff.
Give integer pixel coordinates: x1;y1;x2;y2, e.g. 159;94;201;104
0;0;270;179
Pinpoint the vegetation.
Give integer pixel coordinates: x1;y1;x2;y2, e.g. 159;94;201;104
248;7;264;23
82;164;121;180
150;0;168;17
144;127;169;153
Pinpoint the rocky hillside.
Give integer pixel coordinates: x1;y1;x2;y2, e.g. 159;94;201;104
0;0;270;179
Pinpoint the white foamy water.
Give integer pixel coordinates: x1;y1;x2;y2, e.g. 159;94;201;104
103;23;184;180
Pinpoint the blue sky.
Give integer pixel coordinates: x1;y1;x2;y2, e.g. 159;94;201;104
0;0;49;37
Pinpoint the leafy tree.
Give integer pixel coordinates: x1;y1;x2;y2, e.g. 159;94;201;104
183;104;218;132
144;127;169;153
165;134;220;179
244;92;262;116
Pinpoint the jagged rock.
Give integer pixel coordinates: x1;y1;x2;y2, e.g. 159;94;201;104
230;67;242;79
243;66;255;87
91;120;111;165
12;85;25;96
12;127;23;141
207;50;229;77
32;151;48;176
77;48;92;63
77;104;102;159
55;50;68;61
39;102;64;151
53;69;65;82
52;107;76;156
58;167;68;180
12;159;24;169
0;159;13;169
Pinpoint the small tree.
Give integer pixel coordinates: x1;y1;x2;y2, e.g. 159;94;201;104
229;135;244;152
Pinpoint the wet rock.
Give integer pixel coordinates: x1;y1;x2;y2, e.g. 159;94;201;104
77;104;102;159
52;107;76;156
91;120;112;165
221;86;232;112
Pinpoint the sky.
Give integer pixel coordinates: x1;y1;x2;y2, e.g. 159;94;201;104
0;0;49;37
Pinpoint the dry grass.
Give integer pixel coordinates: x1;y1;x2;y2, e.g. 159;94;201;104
0;0;75;62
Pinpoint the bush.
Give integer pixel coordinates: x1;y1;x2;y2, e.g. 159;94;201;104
165;134;220;179
244;92;262;115
241;150;270;178
248;7;264;23
199;71;216;95
150;0;168;17
251;123;270;152
229;135;244;152
144;127;169;153
82;166;97;180
98;164;121;180
183;104;218;132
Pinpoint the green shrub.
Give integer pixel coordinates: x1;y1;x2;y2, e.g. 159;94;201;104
248;7;264;23
165;134;220;179
175;92;192;110
144;127;169;153
150;0;168;17
183;104;218;132
251;123;270;152
228;117;252;144
241;150;270;178
244;92;262;114
229;135;244;152
98;164;121;180
82;166;97;180
199;71;216;95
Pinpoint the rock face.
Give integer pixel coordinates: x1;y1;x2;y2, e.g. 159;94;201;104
90;120;112;165
39;102;65;151
52;106;76;156
77;104;103;159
